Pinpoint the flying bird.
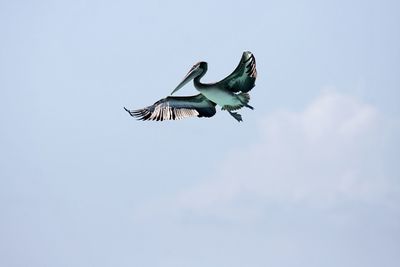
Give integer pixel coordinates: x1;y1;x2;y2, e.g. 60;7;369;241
124;51;257;122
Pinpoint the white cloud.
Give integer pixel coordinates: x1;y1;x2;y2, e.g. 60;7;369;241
176;90;399;218
131;89;400;267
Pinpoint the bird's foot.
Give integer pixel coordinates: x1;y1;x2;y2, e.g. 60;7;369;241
228;111;242;122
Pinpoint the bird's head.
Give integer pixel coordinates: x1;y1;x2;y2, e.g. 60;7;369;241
171;61;207;95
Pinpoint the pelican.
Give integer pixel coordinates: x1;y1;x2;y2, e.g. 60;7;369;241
124;51;257;122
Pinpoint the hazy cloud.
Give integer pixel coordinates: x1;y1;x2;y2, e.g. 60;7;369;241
176;90;399;218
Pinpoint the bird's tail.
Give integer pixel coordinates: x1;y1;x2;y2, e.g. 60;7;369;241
237;92;254;110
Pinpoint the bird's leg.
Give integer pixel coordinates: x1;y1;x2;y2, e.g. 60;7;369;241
237;99;254;110
244;103;254;110
228;111;242;122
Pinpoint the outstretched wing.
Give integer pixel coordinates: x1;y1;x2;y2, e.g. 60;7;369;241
124;94;217;121
216;51;257;93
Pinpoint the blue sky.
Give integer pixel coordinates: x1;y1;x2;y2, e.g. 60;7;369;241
1;0;399;266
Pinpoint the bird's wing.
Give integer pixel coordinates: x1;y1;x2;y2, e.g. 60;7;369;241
124;94;216;121
216;51;257;93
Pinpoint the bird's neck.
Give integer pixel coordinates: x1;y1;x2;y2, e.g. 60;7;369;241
194;70;207;89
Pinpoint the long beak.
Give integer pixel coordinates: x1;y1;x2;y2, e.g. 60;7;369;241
171;66;199;95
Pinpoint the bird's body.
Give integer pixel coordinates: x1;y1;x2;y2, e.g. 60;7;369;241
197;86;241;109
124;51;257;122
